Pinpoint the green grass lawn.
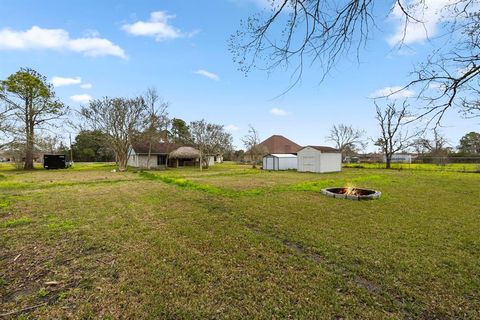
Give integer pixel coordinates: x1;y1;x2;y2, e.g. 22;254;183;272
1;163;479;319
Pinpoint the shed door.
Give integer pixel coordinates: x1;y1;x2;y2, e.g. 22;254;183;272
302;156;315;172
266;157;274;170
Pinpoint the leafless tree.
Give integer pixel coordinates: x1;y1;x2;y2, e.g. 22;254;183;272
326;124;366;157
412;128;449;156
231;0;480;121
189;120;233;171
374;101;417;168
79;97;148;172
141;87;169;169
241;125;265;168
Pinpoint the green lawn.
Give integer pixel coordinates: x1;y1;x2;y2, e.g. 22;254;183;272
1;163;479;319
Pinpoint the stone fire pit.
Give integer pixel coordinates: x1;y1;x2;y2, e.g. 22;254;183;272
321;187;381;200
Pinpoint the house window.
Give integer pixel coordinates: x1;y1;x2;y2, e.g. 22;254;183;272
157;155;167;166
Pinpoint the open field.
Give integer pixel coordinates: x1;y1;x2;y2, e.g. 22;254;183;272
1;163;479;319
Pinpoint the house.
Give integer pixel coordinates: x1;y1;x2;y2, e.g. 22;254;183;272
297;146;342;173
128;142;179;169
262;154;297;170
259;135;302;154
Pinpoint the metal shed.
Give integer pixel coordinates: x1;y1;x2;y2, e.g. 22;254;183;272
262;154;297;171
297;146;342;173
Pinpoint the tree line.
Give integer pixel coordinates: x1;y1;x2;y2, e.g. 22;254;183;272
0;68;233;171
1;68;477;171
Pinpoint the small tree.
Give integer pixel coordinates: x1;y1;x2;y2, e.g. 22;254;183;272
189;119;232;171
326;124;366;158
79;97;148;171
242;125;264;168
0;68;67;169
72;130;115;162
374;101;416;169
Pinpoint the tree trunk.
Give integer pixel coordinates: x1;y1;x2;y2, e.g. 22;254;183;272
199;153;203;172
24;122;34;170
116;148;128;172
385;154;391;169
118;154;128;172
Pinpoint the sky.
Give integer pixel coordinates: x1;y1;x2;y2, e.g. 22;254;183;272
0;0;478;150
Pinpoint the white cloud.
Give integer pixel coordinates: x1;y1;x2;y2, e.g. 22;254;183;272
270;108;289;116
0;26;126;58
68;37;126;58
70;94;93;104
225;124;240;132
370;86;415;99
80;83;93;89
122;11;194;41
51;76;82;87
387;0;455;46
194;69;219;81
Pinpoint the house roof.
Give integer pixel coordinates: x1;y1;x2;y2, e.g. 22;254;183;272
259;135;302;154
265;153;297;158
300;146;340;153
131;142;180;154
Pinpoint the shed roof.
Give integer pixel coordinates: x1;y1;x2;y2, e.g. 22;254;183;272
300;146;340;153
131;142;180;154
265;153;297;158
259;135;301;154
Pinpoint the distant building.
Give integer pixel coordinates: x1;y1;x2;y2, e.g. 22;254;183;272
127;142;221;169
384;154;412;164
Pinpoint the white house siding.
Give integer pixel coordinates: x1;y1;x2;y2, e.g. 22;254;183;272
298;147;341;173
127;149;167;169
137;155;166;168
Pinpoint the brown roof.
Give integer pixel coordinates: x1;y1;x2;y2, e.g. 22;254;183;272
300;146;340;153
259;135;301;154
131;142;180;154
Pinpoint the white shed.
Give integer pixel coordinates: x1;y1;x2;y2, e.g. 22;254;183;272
297;146;342;173
262;154;297;171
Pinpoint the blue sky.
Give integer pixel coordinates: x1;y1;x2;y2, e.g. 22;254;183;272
0;0;478;150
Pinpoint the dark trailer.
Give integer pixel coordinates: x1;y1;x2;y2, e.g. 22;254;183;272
43;154;68;169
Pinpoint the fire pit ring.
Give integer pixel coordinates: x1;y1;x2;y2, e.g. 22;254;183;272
321;187;381;200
